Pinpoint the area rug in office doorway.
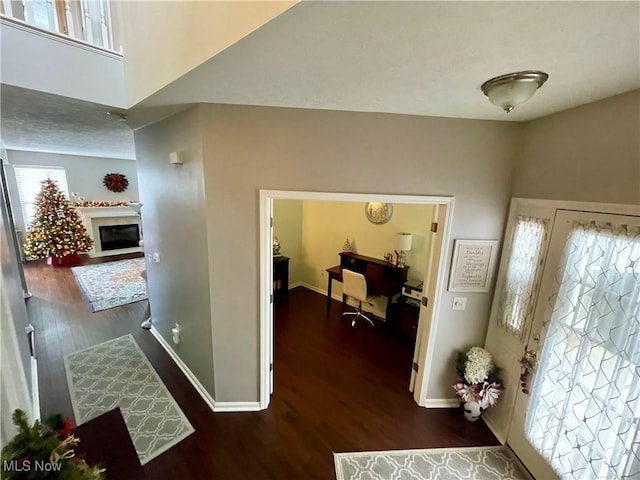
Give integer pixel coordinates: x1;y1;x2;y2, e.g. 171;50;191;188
64;335;195;465
71;257;147;312
334;446;529;480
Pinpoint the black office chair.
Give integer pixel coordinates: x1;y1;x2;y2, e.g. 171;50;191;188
341;269;375;327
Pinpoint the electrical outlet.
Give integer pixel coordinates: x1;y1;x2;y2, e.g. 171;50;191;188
172;323;180;344
452;297;467;311
152;252;161;263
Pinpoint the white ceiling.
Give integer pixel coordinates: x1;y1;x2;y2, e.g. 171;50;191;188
2;2;638;160
0;84;135;160
139;1;640;122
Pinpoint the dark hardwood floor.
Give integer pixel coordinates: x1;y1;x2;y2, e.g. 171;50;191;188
24;256;498;479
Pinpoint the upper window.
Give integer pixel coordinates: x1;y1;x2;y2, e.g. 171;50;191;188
1;0;117;51
14;166;69;228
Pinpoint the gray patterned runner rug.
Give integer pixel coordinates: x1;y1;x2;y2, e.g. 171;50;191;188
64;334;194;465
334;446;530;480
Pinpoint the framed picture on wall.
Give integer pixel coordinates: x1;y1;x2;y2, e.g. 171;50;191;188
448;239;499;292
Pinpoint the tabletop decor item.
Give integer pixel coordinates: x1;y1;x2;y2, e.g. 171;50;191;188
102;173;128;193
1;409;105;479
273;236;281;255
342;237;353;253
453;346;503;421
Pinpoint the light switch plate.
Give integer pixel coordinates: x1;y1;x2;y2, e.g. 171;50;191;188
452;297;467;311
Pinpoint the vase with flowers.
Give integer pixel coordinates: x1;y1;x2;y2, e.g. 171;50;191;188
452;347;503;421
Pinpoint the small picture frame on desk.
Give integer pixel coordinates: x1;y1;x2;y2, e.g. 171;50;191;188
448;239;498;292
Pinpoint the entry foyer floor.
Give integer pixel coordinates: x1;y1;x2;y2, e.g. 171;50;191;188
25;255;498;479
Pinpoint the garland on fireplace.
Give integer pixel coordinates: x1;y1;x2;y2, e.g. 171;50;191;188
73;200;132;207
102;172;129;192
23;178;93;259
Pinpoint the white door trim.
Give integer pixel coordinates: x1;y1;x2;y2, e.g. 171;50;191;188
259;190;454;410
512;197;640;216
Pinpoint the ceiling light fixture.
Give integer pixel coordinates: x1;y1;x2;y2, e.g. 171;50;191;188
481;70;549;113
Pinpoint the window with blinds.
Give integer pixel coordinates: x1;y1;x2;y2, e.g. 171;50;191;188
14;166;69;228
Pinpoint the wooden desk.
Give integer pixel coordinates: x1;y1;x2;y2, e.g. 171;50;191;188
74;407;145;480
326;253;408;319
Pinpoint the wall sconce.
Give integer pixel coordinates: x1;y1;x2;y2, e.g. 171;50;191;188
481;71;549;113
169;151;184;164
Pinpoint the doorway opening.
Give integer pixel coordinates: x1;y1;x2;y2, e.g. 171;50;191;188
259;190;454;410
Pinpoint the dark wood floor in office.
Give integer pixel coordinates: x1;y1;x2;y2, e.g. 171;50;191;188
25;255;498;480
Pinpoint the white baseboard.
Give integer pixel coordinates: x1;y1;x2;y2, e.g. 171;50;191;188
149;327;263;413
31;357;40;420
300;282;342;302
212;401;261;412
423;398;460;408
288;281;303;289
482;414;506;444
149;327;216;412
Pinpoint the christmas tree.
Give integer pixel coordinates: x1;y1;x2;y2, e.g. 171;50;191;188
23;178;93;260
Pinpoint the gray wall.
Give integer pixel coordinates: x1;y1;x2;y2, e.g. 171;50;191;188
0;156;34;444
513;89;640;204
199;104;521;401
5;150;139;231
133;107;215;397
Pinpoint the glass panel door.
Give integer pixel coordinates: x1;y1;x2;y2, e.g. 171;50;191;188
508;210;640;480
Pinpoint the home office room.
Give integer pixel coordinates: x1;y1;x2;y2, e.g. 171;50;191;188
268;195;460;437
272;198;434;372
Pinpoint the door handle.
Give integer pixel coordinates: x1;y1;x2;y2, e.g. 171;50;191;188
519;349;537;395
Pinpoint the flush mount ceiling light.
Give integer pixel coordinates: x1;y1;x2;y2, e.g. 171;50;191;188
481;70;549;113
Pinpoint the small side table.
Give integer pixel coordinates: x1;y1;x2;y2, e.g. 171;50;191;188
389;297;420;344
273;255;290;302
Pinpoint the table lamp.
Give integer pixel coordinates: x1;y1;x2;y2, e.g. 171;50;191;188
395;233;412;268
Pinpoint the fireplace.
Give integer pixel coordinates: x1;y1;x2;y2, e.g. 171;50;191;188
75;207;143;258
99;224;140;251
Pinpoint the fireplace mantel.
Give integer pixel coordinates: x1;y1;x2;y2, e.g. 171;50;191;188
75;207;142;258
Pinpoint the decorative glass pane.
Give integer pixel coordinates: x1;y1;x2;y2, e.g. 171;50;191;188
526;220;640;479
497;215;549;338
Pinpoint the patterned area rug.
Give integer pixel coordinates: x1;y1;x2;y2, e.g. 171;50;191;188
64;335;194;465
334;446;529;480
71;258;147;312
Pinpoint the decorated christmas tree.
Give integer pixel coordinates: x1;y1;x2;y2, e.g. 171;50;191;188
23;178;93;261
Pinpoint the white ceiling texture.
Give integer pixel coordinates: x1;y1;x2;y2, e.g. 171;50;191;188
139;1;640;122
2;1;639;159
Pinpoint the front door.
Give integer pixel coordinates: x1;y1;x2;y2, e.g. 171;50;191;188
499;209;640;478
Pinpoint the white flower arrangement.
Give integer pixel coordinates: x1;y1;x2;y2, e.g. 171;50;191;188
453;347;503;409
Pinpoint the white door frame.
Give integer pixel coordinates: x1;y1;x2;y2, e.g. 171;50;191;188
259;190;455;410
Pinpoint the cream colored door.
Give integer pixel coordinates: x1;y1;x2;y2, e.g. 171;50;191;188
410;204;445;396
508;210;640;479
484;203;555;444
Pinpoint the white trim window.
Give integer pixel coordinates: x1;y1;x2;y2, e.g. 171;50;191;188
14;166;69;228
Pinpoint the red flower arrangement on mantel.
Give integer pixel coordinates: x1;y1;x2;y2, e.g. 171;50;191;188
102;173;128;193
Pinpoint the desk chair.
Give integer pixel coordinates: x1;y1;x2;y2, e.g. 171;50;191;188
341;269;375;327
